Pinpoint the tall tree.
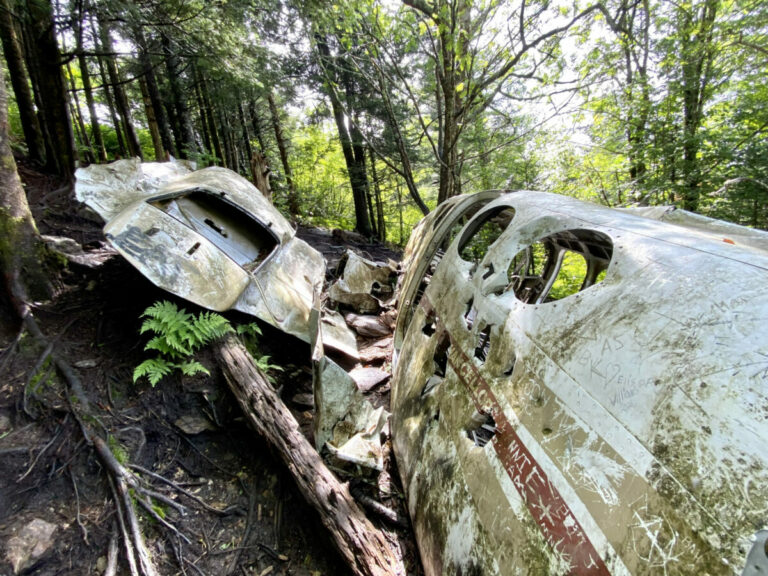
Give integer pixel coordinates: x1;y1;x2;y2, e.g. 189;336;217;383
676;0;719;211
0;0;45;165
96;10;142;159
403;0;598;203
315;34;373;236
267;91;300;216
23;0;76;178
0;73;52;317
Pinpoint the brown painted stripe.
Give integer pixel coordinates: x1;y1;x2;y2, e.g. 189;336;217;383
447;345;610;575
415;290;611;574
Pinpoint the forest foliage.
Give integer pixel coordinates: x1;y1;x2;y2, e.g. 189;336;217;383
2;0;767;243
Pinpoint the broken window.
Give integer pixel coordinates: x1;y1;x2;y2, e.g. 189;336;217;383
465;411;497;448
150;190;279;270
505;229;612;304
403;199;496;331
458;206;516;264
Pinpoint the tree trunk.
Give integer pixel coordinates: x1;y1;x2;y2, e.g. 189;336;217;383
348;106;374;237
369;147;386;242
75;37;107;161
97;13;142;159
24;0;76;179
250;150;272;201
679;0;718;212
134;26;174;159
198;71;223;166
64;55;95;164
315;36;372;236
214;336;405;576
267;91;300;216
0;0;44;165
162;34;195;158
193;78;212;159
0;74;53;318
248;100;269;153
139;77;164;161
238;100;253;168
373;63;428;215
218;109;233;169
88;14;125;158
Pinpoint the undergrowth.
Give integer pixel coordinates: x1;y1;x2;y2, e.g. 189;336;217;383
133;300;281;386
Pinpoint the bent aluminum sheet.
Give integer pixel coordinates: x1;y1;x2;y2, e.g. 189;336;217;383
391;190;768;575
75;160;323;342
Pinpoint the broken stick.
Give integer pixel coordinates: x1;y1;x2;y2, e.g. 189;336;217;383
215;335;405;576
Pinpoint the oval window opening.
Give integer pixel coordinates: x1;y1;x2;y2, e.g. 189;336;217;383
458;206;516;264
505;229;612;304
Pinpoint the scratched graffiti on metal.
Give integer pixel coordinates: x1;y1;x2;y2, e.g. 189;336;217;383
391;190;768;575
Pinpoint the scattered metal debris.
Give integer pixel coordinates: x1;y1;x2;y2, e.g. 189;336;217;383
311;309;389;472
75;159;392;475
329;250;398;313
391;190;768;575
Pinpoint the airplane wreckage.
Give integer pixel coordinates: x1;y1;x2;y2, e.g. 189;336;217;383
75;160;768;576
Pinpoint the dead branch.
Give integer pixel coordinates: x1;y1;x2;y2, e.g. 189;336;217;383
215;335;406;576
96;436;159;576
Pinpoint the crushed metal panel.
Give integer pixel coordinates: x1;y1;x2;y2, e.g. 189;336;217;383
75;158;195;221
391;190;768;575
329;250;398;313
75;161;325;342
310;307;388;471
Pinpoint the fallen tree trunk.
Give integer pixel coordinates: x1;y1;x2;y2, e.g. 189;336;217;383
215;335;405;576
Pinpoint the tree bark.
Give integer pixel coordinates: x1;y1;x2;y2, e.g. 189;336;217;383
162;34;195;158
214;336;405;576
63;52;95;164
24;0;76;179
371;61;429;215
238;100;253;168
193;78;212;158
250;150;272;201
0;74;53;319
75;19;107;162
88;14;125;158
315;36;372;235
218;109;233;169
0;0;44;165
679;0;718;212
139;77;165;161
267;91;300;216
134;25;174;158
198;71;223;165
248;99;268;153
97;13;142;159
369;147;386;242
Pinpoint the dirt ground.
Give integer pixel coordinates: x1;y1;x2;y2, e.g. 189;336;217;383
0;162;421;576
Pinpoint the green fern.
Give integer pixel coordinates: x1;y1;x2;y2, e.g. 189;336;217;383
133;301;232;386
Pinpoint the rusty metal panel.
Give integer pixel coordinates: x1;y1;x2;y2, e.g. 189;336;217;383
391;190;768;575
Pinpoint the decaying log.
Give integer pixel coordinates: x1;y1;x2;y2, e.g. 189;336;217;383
215;335;405;576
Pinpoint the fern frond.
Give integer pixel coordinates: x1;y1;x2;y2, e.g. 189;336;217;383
133;358;174;386
144;336;183;359
135;301;232;386
177;360;210;377
236;322;262;337
195;312;234;341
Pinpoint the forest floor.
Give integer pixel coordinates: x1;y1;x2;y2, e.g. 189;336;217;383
0;162;420;576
